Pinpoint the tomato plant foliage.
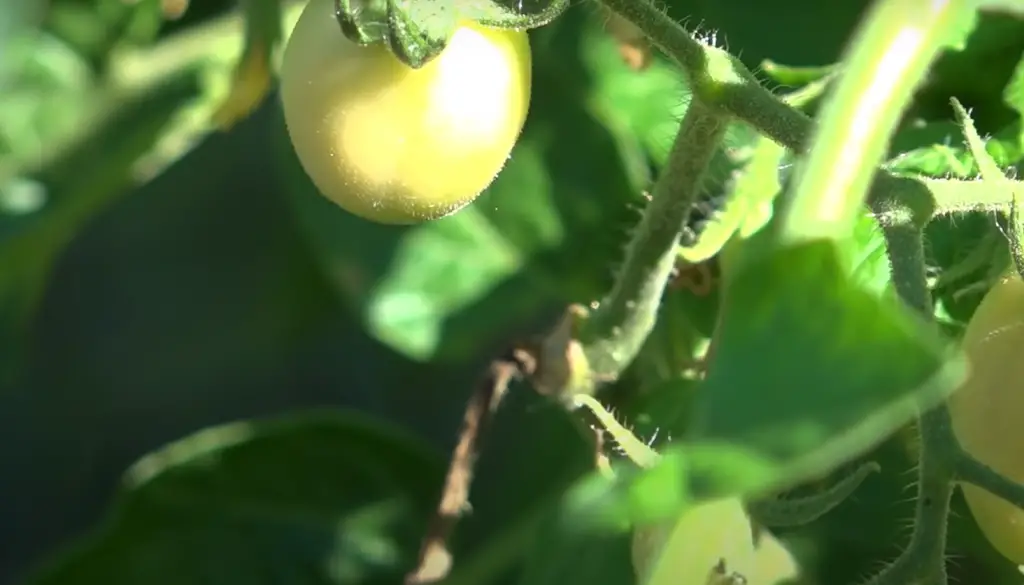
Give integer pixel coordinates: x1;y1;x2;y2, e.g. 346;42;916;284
3;2;1024;585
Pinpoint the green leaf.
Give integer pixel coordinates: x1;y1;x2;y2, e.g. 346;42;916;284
884;115;1023;179
570;22;688;170
24;410;445;585
211;0;284;128
1003;53;1024;149
840;213;892;297
952;97;1008;180
687;241;965;493
758;61;838;86
885;119;977;177
0;31;96;168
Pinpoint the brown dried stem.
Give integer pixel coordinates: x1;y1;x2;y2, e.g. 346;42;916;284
404;346;537;585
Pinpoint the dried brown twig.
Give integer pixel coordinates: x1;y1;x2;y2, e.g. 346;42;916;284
404;346;538;585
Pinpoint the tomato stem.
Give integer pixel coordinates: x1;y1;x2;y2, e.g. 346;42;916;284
869;215;959;585
956;450;1024;512
749;461;881;528
779;0;969;246
577;97;730;383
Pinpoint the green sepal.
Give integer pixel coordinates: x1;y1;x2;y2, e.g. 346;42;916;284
334;0;455;69
334;0;390;46
386;0;457;69
335;0;567;69
458;0;570;29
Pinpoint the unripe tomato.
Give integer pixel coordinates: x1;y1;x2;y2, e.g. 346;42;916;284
949;268;1024;564
631;497;797;585
632;498;755;585
279;0;532;224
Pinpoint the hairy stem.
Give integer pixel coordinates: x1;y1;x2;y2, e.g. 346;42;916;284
579;97;729;380
750;461;880;528
955;450;1024;509
596;0;811;153
781;0;967;245
872;215;957;585
594;0;942;232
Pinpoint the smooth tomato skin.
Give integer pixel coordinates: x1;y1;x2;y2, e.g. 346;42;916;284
279;0;531;224
631;497;798;585
631;498;755;585
950;269;1024;564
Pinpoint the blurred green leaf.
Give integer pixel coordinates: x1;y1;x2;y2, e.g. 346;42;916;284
24;410;444;585
886;119;977;177
1004;54;1024;148
0;31;96;167
46;0;165;64
211;0;282;129
830;213;891;298
758;61;837;86
885;116;1023;179
688;241;964;492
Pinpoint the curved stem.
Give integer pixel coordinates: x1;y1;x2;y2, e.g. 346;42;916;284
781;0;968;245
579;97;730;382
870;211;958;585
955;450;1024;510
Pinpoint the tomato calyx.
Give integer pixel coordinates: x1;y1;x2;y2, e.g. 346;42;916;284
333;0;569;69
334;0;455;68
460;0;571;29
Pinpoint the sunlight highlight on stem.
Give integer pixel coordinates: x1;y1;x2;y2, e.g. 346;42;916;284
779;0;970;246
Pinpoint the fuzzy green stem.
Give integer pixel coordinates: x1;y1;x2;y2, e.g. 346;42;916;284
1010;193;1024;278
596;0;811;153
750;461;880;528
864;407;955;585
579;97;729;380
870;217;957;585
904;405;956;583
878;222;933;315
783;0;968;245
955;450;1024;509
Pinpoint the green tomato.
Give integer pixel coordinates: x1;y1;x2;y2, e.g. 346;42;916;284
279;0;532;224
950;268;1024;564
632;497;798;585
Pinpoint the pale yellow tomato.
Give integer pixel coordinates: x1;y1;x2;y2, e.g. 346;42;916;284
949;268;1024;564
632;498;756;585
631;497;797;585
279;0;532;224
